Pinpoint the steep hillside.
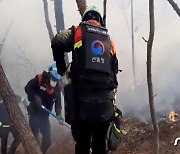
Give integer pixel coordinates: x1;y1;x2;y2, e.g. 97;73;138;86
47;110;180;154
9;110;180;154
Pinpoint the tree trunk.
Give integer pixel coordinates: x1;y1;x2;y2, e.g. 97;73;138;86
54;0;65;32
42;0;54;41
103;0;107;27
167;0;180;17
75;0;87;17
147;0;159;154
130;0;136;86
0;63;41;154
53;0;69;66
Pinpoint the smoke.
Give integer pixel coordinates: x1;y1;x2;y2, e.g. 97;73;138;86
78;0;180;121
0;0;180;121
104;0;180;120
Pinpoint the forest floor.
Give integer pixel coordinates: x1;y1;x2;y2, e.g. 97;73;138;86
6;110;180;154
48;109;180;154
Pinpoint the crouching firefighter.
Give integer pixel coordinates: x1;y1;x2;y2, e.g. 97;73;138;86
25;62;63;154
51;6;119;154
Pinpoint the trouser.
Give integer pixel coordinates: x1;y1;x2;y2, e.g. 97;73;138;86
0;128;9;154
71;120;110;154
0;127;20;154
71;99;114;154
8;127;21;154
29;114;51;154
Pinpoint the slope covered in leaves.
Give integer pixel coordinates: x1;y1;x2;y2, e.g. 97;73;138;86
10;111;180;154
48;111;180;154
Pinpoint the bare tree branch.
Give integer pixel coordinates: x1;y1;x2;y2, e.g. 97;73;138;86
153;94;157;97
167;0;180;17
0;22;13;54
75;0;87;17
142;37;148;43
15;47;38;75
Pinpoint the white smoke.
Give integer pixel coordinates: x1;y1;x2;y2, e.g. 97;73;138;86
0;0;180;120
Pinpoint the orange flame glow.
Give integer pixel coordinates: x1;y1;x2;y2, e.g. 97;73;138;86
168;111;178;122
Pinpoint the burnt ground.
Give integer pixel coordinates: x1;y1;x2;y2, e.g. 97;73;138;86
4;111;180;154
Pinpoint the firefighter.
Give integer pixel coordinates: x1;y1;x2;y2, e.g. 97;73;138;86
25;62;63;154
51;6;119;154
0;95;24;154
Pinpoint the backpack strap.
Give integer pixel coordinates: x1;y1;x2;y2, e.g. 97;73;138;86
37;74;43;87
110;38;116;55
74;26;82;49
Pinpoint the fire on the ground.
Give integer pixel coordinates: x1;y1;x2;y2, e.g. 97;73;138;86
168;111;178;122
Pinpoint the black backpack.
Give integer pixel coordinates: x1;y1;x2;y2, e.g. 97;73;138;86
71;22;117;90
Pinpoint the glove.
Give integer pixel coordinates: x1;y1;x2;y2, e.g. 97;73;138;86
57;114;64;125
34;95;42;109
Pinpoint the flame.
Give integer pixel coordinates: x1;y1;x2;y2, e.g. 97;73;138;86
168;111;178;122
